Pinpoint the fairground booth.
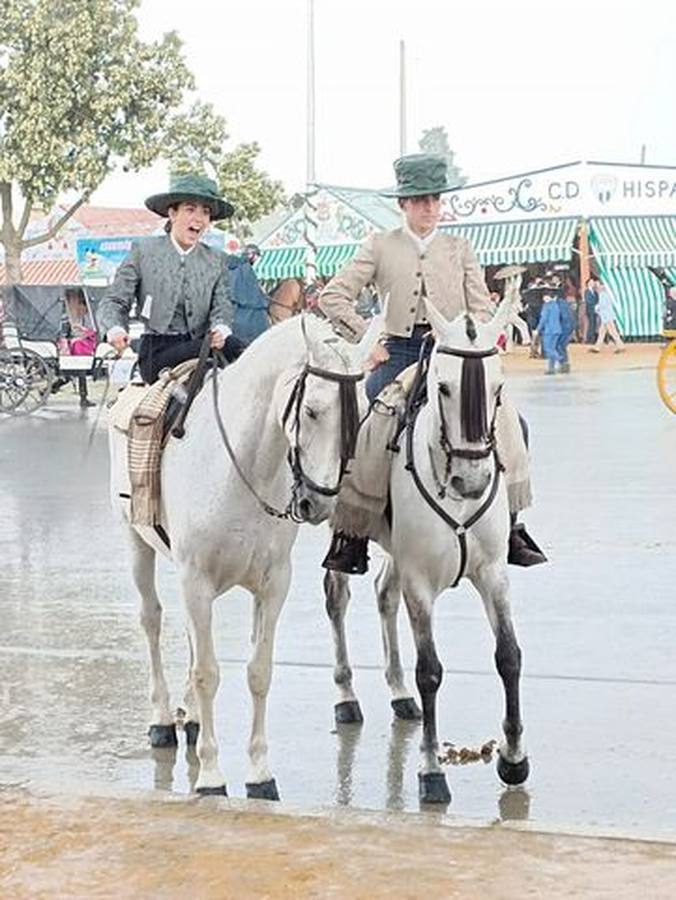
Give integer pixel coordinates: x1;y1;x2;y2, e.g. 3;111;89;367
256;161;676;339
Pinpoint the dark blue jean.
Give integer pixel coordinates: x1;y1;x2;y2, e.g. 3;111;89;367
365;326;431;404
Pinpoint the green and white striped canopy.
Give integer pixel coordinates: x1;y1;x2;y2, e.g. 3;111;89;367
589;216;676;267
441;217;578;265
255;244;358;281
595;263;663;338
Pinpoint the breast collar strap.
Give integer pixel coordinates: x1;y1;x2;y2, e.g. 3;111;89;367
404;398;504;588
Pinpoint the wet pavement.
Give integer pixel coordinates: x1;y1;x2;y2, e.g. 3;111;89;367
2;359;676;840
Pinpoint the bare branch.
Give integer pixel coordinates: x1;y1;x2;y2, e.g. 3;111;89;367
21;194;89;250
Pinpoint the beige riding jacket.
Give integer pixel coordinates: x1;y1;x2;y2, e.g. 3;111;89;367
319;228;492;341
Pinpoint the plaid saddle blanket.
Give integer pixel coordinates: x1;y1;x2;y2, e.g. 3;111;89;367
107;360;199;527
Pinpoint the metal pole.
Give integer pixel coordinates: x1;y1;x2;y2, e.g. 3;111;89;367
304;0;317;286
640;144;646;165
399;39;407;156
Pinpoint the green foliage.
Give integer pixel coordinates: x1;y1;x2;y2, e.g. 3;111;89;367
0;0;192;208
215;143;285;237
0;0;287;276
418;126;467;188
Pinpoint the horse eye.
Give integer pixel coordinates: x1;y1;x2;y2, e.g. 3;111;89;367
438;382;450;397
305;405;318;420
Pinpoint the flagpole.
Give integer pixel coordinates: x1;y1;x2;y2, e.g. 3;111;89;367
399;39;407;156
304;0;318;286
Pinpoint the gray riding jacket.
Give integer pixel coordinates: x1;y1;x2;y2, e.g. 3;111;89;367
97;235;233;339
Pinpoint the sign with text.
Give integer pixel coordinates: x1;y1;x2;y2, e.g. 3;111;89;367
441;162;676;224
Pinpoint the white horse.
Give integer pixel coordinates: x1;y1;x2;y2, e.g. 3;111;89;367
109;315;367;799
323;298;529;803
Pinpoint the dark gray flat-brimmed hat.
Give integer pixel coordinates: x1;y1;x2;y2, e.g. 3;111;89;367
145;173;234;220
381;153;456;198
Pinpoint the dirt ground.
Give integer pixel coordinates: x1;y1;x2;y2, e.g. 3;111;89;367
502;340;660;375
2;788;676;900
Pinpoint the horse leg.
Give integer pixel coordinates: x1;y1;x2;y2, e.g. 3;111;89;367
375;558;422;721
245;568;289;800
324;570;363;725
181;572;226;795
129;528;177;748
402;582;451;804
471;565;529;786
182;630;200;746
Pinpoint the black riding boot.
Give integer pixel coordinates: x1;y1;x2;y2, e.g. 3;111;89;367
508;513;547;566
322;531;369;575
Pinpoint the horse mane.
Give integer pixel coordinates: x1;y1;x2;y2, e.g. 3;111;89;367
464;314;478;343
460;355;488;442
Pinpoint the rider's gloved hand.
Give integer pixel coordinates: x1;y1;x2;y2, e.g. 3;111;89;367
223;334;248;362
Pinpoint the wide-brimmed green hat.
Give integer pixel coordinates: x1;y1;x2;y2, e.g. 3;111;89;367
381;153;455;198
145;173;234;220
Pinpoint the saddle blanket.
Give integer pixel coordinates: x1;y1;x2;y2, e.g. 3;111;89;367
107;360;199;527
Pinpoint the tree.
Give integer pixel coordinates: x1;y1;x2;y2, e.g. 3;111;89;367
418;126;467;188
0;0;283;281
170;119;286;240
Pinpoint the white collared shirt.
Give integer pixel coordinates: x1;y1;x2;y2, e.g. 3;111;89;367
170;233;198;257
402;220;438;255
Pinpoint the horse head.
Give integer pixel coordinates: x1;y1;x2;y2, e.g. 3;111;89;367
423;297;509;501
273;316;365;524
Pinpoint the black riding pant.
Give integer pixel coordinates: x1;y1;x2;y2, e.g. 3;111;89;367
137;333;203;384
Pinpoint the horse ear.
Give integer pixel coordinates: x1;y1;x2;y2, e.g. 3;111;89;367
482;295;512;346
423;297;451;341
352;311;385;367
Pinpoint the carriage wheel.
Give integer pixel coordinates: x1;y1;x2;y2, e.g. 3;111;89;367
657;339;676;414
0;348;30;413
4;348;54;416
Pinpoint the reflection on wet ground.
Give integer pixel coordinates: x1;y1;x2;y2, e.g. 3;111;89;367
2;367;676;839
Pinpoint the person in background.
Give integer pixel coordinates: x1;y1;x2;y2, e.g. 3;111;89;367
584;277;599;344
535;292;562;374
555;293;576;373
590;281;625;353
227;243;270;344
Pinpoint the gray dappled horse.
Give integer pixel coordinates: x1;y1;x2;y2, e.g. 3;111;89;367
324;298;529;803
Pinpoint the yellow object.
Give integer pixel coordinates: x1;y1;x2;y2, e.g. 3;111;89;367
657;338;676;413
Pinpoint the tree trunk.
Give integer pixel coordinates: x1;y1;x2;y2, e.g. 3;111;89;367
3;241;23;285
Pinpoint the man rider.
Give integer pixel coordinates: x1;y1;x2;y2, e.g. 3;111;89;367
318;153;546;573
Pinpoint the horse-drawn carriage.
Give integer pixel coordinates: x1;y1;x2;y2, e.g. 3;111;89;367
0;284;113;415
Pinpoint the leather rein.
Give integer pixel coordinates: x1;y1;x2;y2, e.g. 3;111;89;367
404;343;504;587
211;352;363;523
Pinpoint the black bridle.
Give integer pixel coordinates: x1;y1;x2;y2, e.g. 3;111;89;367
212;354;363;523
405;342;504;587
281;363;363;499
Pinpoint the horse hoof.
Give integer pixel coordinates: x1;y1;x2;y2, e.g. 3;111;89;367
497;754;530;786
196;784;228;797
148;724;178;748
418;772;451;804
335;700;364;725
246;779;280;801
391;697;422;721
184;721;200;746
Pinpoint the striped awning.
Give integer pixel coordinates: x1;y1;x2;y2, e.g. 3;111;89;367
0;259;80;285
589;216;676;267
255;244;358;281
441;217;578;266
